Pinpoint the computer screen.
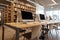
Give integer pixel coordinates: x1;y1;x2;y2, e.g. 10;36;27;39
39;14;45;20
21;11;33;20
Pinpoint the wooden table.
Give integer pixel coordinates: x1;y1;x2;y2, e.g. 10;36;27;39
2;22;46;40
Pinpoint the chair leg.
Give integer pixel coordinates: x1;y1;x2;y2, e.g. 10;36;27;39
55;30;58;40
50;30;53;40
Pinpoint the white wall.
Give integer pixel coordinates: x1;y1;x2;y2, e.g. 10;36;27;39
36;4;44;14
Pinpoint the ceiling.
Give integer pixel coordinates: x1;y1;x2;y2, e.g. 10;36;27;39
30;0;60;6
1;0;60;7
30;0;60;11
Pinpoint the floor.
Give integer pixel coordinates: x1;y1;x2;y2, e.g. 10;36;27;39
0;25;60;40
47;28;60;40
47;27;60;40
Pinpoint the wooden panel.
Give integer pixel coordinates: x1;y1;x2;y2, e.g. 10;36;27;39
10;1;14;22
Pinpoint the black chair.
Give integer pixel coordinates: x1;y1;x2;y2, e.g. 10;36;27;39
39;31;45;40
39;25;49;40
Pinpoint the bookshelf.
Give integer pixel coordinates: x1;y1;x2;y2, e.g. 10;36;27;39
1;0;36;23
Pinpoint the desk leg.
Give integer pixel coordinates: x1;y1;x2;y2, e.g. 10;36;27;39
16;29;20;40
49;24;53;40
2;25;4;40
49;24;53;31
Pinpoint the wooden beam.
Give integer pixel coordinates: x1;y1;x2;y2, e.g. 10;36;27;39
0;0;11;5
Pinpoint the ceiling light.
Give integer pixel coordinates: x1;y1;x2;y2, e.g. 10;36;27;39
27;0;37;5
51;0;57;4
48;3;58;6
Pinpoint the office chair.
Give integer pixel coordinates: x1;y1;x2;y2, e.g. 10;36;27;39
39;25;49;40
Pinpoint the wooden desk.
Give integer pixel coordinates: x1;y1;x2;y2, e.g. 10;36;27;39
47;20;60;24
3;21;59;40
47;21;60;31
2;22;46;40
5;22;41;28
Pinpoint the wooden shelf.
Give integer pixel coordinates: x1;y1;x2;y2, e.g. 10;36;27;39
1;0;36;23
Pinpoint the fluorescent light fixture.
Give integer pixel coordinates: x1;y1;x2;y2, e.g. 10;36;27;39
27;0;37;5
47;3;59;6
47;0;58;6
51;0;57;4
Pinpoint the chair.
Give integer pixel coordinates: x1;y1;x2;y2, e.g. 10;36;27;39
39;25;49;40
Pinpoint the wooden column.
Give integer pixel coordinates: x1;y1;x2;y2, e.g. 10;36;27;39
10;0;14;22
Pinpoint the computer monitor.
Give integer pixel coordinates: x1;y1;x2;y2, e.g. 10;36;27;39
21;11;34;22
39;14;45;20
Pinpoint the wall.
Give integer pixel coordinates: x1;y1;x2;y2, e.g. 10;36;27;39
44;5;60;20
36;4;44;14
46;10;60;21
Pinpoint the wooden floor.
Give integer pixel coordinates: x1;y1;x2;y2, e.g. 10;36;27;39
0;26;60;40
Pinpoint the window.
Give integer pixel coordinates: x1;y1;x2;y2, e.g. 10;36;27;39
46;10;59;20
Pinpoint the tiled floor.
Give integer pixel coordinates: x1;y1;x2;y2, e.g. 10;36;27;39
0;26;60;40
47;26;60;40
